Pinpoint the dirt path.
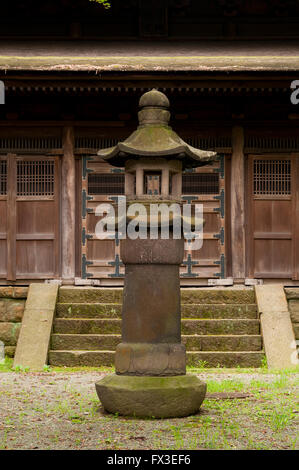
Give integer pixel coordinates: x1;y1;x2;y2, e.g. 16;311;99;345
0;371;298;450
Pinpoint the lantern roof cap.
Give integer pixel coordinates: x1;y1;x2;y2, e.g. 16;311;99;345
139;88;170;108
97;89;217;169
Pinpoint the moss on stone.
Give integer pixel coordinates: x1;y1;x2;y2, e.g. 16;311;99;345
53;318;121;335
58;288;123;304
56;302;122;318
0;322;21;346
95;373;206;418
181;289;255;304
181;319;260;335
0;287;28;299
181;303;257;319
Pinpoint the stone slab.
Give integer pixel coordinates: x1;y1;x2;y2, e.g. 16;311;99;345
50;333;262;352
115;343;186;376
58;287;123;304
57;287;256;305
48;350;264;368
255;285;298;369
95;374;206;418
56;303;122;318
13;284;58;370
181;289;255;304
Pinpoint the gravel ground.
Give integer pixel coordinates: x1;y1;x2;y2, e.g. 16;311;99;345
0;370;298;450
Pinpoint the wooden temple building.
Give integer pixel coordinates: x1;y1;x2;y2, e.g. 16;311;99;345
1;0;299;287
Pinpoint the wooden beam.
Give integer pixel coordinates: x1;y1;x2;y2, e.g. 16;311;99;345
61;127;76;282
231;126;246;280
6;154;16;281
292;153;299;280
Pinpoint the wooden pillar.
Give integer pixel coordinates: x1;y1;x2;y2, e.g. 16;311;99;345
293;153;299;280
161;167;169;197
136;167;144;197
125;172;134;197
231;126;246;280
7;154;16;281
61;127;76;282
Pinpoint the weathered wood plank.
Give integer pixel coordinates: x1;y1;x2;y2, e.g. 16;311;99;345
61;127;76;282
231;126;245;280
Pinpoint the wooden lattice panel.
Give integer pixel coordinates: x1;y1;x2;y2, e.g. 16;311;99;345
81;154;226;283
182;173;219;195
0;160;7;195
0;137;62;152
88;173;125;196
253;159;291;196
17;160;55;197
245;135;299;153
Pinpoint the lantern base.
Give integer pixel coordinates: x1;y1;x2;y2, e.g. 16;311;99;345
95;374;206;419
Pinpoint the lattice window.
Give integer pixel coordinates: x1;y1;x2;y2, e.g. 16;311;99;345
0;160;7;195
185;136;231;151
88;174;125;195
182;173;219;195
246;136;299;152
17;160;55;196
0;137;62;152
253;159;291;196
75;137;120;150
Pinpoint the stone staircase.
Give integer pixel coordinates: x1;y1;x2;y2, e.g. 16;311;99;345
49;287;264;368
285;288;299;346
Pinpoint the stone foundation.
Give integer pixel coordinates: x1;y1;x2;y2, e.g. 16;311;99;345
96;374;207;418
285;288;299;361
0;287;28;357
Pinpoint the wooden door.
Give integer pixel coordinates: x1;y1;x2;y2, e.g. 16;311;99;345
0;154;60;281
180;158;226;280
81;155;227;283
247;154;299;280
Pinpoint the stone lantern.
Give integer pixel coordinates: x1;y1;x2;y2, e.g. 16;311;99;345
95;89;216;418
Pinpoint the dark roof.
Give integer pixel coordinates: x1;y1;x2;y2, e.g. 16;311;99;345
1;40;299;72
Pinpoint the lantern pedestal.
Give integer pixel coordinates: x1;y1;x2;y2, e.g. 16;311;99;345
95;374;206;419
95;234;207;418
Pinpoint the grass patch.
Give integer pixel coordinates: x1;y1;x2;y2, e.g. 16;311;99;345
0;357;13;372
1;356;298;377
207;379;245;393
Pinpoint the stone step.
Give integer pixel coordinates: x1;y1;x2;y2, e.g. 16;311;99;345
51;333;262;352
48;350;264;368
56;303;122;318
285;288;299;300
58;288;123;304
182;304;257;319
181;289;255;305
58;287;255;305
53;318;260;335
56;302;258;319
184;334;262;351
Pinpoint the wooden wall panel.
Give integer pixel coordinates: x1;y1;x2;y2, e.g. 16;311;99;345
248;154;297;280
0;240;6;275
16;240;54;277
17;201;55;234
0;155;60;282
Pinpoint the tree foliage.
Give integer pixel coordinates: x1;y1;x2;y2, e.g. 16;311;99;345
89;0;111;8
